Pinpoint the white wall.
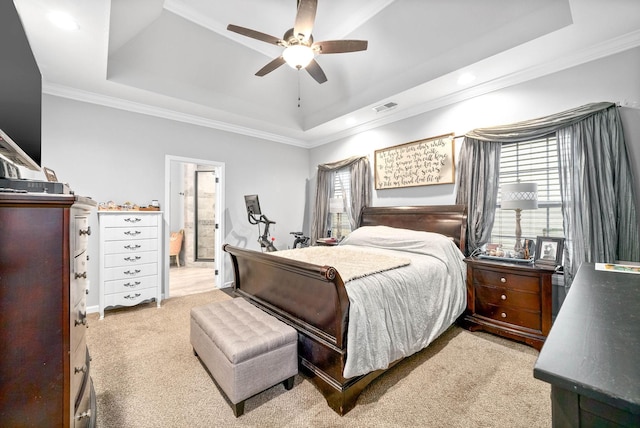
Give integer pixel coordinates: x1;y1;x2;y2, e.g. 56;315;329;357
309;47;640;220
38;46;640;310
41;97;309;308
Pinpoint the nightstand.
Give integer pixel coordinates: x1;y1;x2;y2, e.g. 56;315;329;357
459;257;555;350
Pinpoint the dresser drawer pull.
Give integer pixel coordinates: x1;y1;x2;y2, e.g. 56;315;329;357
76;410;92;421
124;217;142;223
75;272;87;279
79;226;91;236
500;294;507;300
501;312;507;318
75;316;88;327
124;293;142;300
124;244;141;250
124;230;141;236
124;281;141;288
74;365;87;374
500;277;506;283
124;256;142;262
124;269;141;276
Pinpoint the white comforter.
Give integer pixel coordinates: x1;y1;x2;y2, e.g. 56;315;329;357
338;226;467;378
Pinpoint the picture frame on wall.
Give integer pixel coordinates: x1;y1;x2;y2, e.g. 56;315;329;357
534;236;565;267
374;133;455;189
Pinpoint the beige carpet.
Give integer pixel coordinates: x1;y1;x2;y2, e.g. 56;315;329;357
87;290;551;427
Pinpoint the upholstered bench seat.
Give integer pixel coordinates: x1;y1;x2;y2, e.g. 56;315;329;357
190;297;298;417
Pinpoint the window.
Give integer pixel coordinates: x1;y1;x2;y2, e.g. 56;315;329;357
491;135;564;250
329;169;352;238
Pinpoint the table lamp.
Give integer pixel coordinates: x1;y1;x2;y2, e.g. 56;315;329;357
501;182;538;255
329;197;345;239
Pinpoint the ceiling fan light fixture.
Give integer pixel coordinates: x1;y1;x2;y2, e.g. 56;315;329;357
283;45;314;69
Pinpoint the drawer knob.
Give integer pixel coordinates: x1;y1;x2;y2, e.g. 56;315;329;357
500;294;507;300
124;230;141;236
501;312;507;318
124;244;141;250
500;277;506;283
75;272;87;279
74;365;87;374
124;256;141;262
124;217;142;223
74;317;88;327
79;226;91;236
124;269;141;276
124;293;142;300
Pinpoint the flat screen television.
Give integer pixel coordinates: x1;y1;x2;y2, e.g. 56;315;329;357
0;1;42;170
244;194;262;216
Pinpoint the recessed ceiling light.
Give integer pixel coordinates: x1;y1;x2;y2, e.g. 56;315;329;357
457;73;476;86
48;11;79;31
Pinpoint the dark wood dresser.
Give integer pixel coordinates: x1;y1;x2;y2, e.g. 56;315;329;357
534;263;640;427
0;193;97;427
459;257;555;350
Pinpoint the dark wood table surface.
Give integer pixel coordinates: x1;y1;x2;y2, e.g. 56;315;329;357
534;262;640;416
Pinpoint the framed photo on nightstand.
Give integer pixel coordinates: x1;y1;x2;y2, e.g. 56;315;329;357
534;236;564;267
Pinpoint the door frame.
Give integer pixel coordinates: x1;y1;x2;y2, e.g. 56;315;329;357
164;155;225;298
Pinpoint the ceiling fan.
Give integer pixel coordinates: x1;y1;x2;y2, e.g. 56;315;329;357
227;0;368;84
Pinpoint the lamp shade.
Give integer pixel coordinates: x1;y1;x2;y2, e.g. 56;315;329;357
283;45;314;69
501;182;538;210
329;197;345;213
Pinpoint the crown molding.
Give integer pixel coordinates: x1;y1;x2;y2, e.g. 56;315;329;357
42;82;308;148
305;29;640;148
43;30;640;150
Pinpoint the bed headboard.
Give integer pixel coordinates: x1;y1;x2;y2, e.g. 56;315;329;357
359;205;468;252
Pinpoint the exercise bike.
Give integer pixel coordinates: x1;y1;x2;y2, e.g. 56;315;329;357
245;194;277;252
290;231;310;249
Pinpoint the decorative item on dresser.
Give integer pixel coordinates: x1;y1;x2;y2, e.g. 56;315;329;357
0;193;97;427
459;257;555;350
98;211;163;319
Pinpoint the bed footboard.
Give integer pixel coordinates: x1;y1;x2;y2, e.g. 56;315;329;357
224;244;375;415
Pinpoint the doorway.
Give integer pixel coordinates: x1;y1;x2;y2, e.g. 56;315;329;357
164;155;225;299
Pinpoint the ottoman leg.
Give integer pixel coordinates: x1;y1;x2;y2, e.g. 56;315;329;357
232;400;245;417
283;376;295;391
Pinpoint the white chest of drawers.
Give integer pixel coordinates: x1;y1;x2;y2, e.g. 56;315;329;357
98;211;163;319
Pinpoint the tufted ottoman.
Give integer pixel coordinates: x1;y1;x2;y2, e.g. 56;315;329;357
190;297;298;417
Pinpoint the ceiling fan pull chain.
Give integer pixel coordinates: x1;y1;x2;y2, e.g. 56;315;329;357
297;70;302;108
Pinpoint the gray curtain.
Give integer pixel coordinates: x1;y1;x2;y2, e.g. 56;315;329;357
455;139;501;255
311;156;371;244
557;106;639;284
456;102;639;285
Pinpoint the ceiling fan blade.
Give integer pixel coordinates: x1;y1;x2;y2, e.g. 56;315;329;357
293;0;317;43
313;40;368;54
255;56;286;76
227;24;282;46
305;59;327;84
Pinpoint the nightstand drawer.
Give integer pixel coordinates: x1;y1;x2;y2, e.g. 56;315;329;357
473;269;540;293
475;303;541;331
475;285;540;311
461;257;554;350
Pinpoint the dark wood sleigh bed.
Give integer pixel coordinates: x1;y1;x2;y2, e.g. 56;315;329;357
223;205;467;415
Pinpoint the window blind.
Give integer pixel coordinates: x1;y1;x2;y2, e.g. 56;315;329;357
491;135;565;249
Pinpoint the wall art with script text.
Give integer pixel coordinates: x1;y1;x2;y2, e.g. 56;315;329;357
374;133;455;189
